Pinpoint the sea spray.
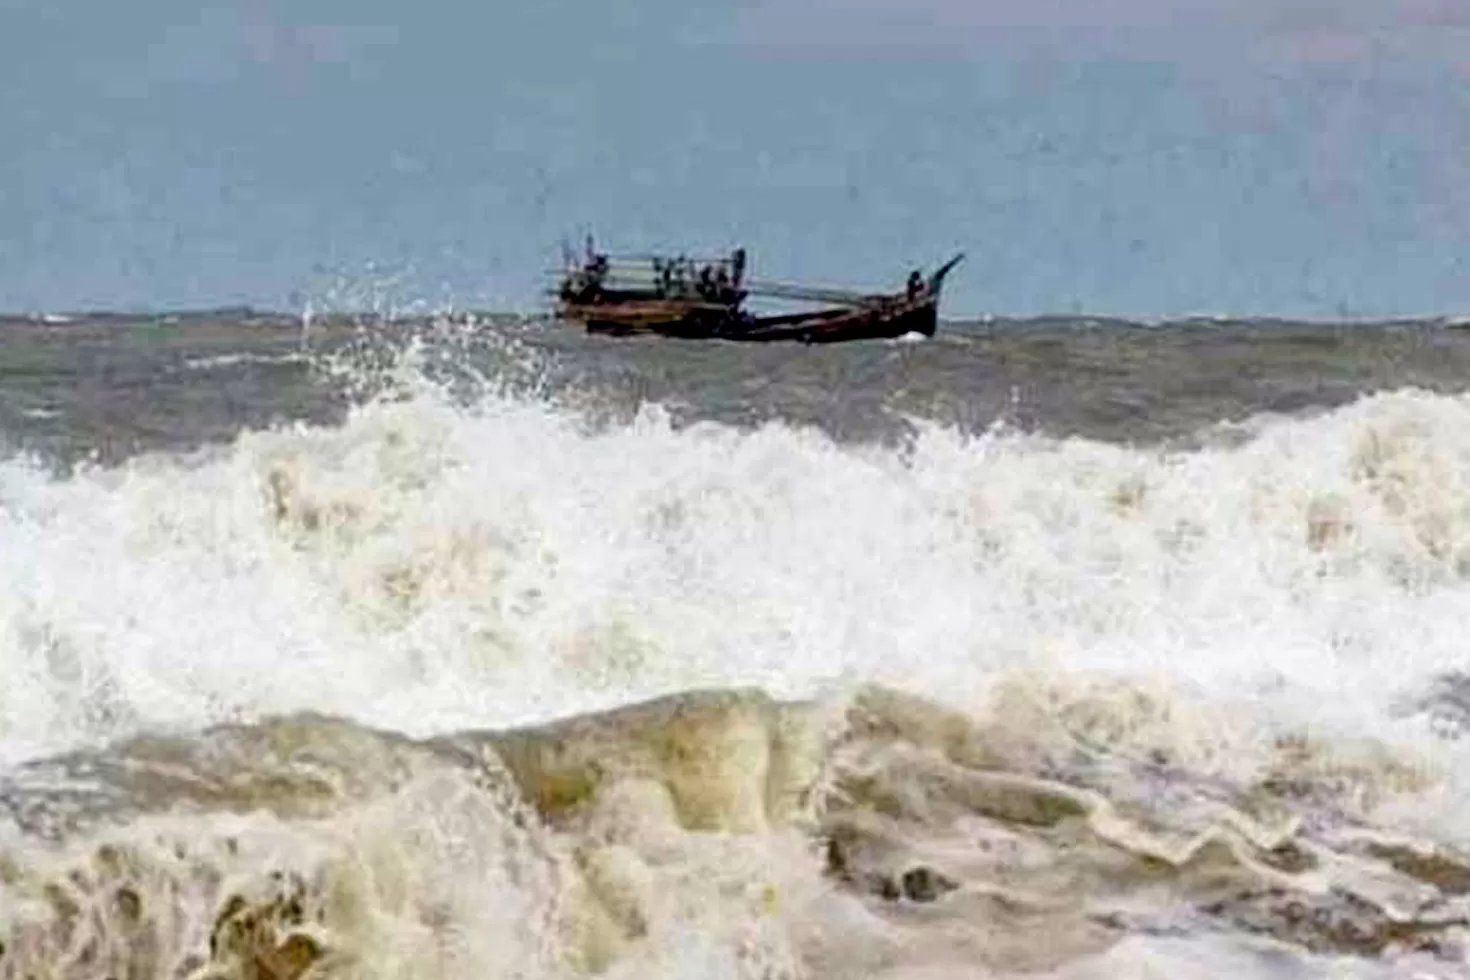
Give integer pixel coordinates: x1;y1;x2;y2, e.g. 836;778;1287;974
3;366;1470;772
5;337;1470;974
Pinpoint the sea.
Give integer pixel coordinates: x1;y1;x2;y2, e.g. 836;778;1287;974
3;308;1470;980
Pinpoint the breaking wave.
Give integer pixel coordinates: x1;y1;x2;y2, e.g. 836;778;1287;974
3;334;1470;977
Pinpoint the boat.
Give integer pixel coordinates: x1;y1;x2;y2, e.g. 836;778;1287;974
550;237;964;343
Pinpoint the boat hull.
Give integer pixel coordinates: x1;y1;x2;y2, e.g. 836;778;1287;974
560;294;939;344
740;297;938;344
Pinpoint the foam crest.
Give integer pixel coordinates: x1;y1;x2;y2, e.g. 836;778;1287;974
3;367;1470;830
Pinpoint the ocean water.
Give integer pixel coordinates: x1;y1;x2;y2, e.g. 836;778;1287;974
3;310;1470;979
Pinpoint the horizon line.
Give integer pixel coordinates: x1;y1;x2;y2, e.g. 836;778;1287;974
4;306;1470;329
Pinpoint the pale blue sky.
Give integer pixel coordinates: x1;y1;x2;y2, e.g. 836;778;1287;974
1;0;1467;318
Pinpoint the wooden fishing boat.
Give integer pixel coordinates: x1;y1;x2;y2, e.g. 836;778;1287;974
550;237;964;343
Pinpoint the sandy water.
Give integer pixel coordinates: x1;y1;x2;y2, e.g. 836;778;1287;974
2;311;1470;979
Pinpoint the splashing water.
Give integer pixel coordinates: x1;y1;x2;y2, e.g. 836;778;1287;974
3;333;1470;977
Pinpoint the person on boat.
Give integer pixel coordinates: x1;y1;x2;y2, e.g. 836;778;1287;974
906;269;923;300
586;254;609;296
698;264;715;300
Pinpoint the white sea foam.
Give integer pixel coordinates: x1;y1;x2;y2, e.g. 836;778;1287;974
3;362;1470;977
0;377;1467;778
182;351;310;371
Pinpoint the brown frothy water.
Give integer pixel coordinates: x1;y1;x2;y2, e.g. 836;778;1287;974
2;683;1465;979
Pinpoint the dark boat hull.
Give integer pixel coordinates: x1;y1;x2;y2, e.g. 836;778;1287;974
739;297;938;344
564;291;941;344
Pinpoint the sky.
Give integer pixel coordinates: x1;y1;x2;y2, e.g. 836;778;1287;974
1;0;1468;319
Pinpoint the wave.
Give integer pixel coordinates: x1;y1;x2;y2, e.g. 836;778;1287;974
1;684;1465;980
2;377;1469;758
3;346;1470;975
